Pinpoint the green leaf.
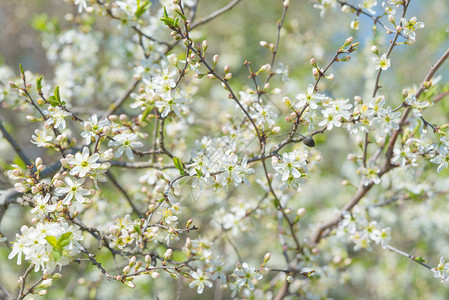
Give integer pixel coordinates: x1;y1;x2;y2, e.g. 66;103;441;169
54;86;61;104
414;256;427;263
173;157;185;175
173;17;180;28
135;1;151;18
176;10;187;21
141;106;153;122
47;96;60;107
45;236;59;249
52;248;62;262
195;168;204;177
19;63;24;75
36;75;43;91
58;232;73;248
160;16;174;27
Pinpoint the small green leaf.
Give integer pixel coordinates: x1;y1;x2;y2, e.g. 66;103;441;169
160;16;174;27
135;1;151;18
54;86;61;104
176;10;187;21
173;157;185;175
36;76;43;91
52;248;62;262
19;63;24;76
141;106;153;122
173;17;180;28
47;96;60;107
414;256;427;263
195;168;204;177
58;232;73;248
45;236;59;249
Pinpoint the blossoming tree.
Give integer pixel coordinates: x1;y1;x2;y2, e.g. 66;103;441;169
0;0;449;298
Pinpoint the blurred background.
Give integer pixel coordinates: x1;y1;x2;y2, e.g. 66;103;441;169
1;0;449;299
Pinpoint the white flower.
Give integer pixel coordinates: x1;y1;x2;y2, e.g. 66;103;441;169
155;90;189;118
55;177;91;204
44;106;71;130
31;194;57;217
405;95;430;117
401;17;424;40
207;259;227;282
74;0;88;13
67;147;101;177
108;133;143;160
294;84;325;110
358;165;381;186
318;108;341;130
31;127;53;147
249;103;277;126
371;227;391;249
189;269;212;294
233;262;263;290
433;257;449;281
80;114;111;145
374;54;391;70
430;148;449;173
375;106;401;133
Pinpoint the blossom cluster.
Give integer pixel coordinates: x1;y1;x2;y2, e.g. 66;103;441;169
0;0;448;299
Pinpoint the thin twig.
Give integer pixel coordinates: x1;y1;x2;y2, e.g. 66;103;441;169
190;0;242;30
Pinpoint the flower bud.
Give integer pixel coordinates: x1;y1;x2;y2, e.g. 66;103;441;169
164;248;173;260
129;256;136;267
145;254;152;264
212;54;219;65
60;158;69;168
135;261;143;271
108;114;118;122
297;207;306;217
151;272;160;279
123;266;130;275
167;54;177;65
388;14;395;24
371;45;379;56
272;126;281;134
31;186;39;194
344;37;353;46
39;279;53;288
202;40;208;52
402;89;408;98
26;115;37;122
264;252;271;263
35;157;43;167
258;64;271;73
